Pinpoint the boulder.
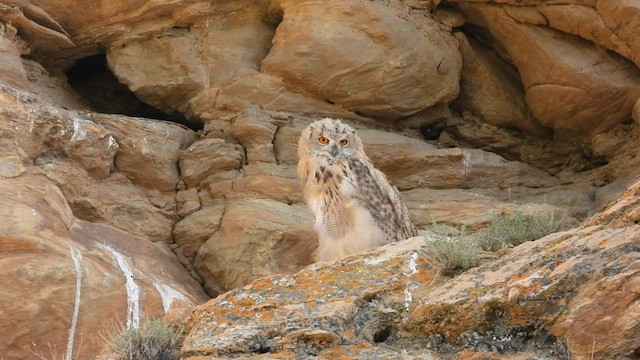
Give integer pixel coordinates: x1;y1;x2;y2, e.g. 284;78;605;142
0;174;207;360
452;31;549;137
178;138;244;188
194;199;316;296
106;28;208;116
457;3;640;137
537;1;640;68
262;0;461;119
183;177;640;359
183;237;439;359
405;177;640;359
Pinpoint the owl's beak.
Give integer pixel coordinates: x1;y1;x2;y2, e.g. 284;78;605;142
330;145;339;158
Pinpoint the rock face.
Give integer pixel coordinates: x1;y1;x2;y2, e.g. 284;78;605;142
2;0;640;359
183;177;640;360
0;82;207;359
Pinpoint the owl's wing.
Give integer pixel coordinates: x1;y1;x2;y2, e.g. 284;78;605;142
348;157;418;242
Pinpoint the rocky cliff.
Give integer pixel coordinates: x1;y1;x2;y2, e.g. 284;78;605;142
0;0;639;359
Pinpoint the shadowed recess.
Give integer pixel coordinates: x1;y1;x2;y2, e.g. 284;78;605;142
65;53;203;131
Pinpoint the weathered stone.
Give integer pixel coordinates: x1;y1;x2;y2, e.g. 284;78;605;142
176;187;201;217
213;163;303;204
405;178;640;359
173;204;225;263
262;0;461;119
0;29;28;90
0;174;207;360
360;129;558;190
178;138;244;188
537;2;640;69
107;28;208;116
457;3;640;137
229;110;279;164
183;237;439;359
194;199;316;296
90;113;197;192
452;32;549;137
186;73;355;122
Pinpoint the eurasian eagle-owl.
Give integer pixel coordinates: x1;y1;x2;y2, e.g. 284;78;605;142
297;118;417;261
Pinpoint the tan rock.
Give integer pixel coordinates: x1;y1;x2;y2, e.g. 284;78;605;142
173;204;225;263
186;73;355;122
194;199;316;296
537;2;640;69
633;98;640;125
0;29;29;90
262;0;461;119
458;3;640;137
229;110;279;164
359;129;558;190
223;163;303;204
405;178;640;359
106;28;208;116
452;32;549;137
178;138;244;188
176;187;201;217
0;174;207;360
183;237;439;359
90;113;197;192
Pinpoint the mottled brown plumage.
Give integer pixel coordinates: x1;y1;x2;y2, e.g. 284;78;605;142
297;118;417;261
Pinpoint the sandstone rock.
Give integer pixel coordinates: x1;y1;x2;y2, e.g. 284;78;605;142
452;32;549;137
176;187;201;217
0;29;29;90
0;1;75;57
211;163;303;204
194;199;316;296
186;73;355;123
404;178;640;359
184;177;640;359
537;2;640;69
0;174;207;360
262;0;461;119
173;204;225;263
457;3;640;137
178;138;244;188
359;129;559;190
106;28;208;116
90;113;197;192
229;110;280;164
183;237;440;359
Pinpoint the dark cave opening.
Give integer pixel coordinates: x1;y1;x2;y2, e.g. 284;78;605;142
65;53;203;131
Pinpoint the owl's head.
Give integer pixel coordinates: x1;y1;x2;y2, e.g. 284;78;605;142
298;118;364;164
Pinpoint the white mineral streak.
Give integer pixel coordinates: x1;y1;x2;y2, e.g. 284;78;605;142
153;282;187;313
65;246;83;360
404;251;419;312
99;244;141;329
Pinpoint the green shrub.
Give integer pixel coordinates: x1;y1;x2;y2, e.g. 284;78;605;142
474;211;566;252
423;225;480;276
107;318;183;360
424;211;567;275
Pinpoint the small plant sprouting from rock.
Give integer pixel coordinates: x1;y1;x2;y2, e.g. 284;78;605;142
474;211;567;252
423;224;480;276
105;318;183;360
424;211;567;275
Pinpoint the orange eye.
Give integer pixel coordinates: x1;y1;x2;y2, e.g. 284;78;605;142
318;136;329;145
339;139;348;147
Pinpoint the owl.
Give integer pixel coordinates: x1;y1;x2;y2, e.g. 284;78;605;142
297;118;418;262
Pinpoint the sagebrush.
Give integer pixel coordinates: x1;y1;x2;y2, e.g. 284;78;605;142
106;318;183;360
424;211;567;275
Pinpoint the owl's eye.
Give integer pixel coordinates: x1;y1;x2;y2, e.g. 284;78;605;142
318;136;329;145
339;139;348;147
